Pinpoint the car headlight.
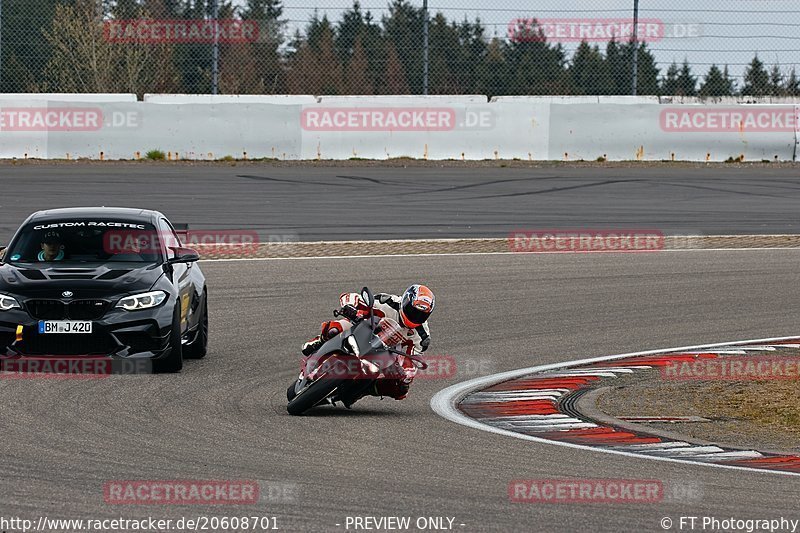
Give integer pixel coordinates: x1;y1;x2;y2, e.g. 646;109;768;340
116;291;168;311
0;294;21;311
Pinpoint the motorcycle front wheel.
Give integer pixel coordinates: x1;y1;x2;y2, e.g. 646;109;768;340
287;372;348;415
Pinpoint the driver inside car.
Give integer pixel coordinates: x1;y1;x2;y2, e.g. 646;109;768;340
38;230;66;262
301;285;435;400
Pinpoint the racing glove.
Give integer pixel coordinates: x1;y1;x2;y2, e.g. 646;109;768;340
339;304;360;321
338;293;370;321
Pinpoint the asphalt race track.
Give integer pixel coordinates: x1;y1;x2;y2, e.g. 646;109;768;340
2;251;800;531
2;165;800;532
3;164;800;241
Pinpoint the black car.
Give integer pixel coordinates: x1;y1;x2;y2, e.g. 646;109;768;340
0;207;208;373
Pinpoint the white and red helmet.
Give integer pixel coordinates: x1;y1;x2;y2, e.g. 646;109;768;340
400;284;435;328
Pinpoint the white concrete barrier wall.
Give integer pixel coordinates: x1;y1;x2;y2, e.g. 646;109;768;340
0;93;137;102
143;94;317;104
298;100;549;160
0;100;300;160
0;96;796;161
548;104;798;161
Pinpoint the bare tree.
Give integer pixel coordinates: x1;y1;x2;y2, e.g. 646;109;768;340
44;0;178;96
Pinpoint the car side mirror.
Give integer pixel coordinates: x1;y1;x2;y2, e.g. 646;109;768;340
0;246;5;262
166;246;200;264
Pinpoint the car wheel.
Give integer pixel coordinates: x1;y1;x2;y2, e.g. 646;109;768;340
184;291;208;360
154;304;183;373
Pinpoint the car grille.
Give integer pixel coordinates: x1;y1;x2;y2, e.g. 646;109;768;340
26;299;110;320
68;300;110;320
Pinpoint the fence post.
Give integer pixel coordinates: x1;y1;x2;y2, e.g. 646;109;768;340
423;0;429;95
212;0;219;95
632;0;639;96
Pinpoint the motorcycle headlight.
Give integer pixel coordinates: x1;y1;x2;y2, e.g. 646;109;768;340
116;291;168;311
0;294;21;311
343;335;360;357
361;359;380;374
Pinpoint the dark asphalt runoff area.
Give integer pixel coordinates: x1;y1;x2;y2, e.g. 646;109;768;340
1;251;800;532
1;163;800;242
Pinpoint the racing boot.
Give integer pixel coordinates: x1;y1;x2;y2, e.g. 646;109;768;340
342;381;379;409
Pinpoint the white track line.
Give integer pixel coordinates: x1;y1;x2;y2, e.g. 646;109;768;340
430;336;800;478
201;247;800;262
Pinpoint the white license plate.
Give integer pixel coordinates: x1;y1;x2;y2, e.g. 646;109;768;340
38;321;93;334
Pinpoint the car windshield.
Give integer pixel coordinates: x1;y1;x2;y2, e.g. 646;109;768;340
4;220;163;264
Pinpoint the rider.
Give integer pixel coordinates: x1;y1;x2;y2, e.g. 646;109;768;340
301;285;435;400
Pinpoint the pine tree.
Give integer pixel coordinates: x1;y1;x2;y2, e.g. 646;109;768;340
699;64;734;98
505;19;570;94
426;13;459;93
337;1;366;63
742;55;770;96
722;66;736;95
316;23;344;94
569;41;612;95
604;39;658;95
605;39;626;94
675;60;697;96
2;0;83;91
633;43;660;95
382;0;424;92
661;62;680;95
286;42;321;94
384;41;409;94
768;65;785;96
475;37;506;98
344;36;373;94
240;0;286;93
786;68;800;97
241;0;283;21
447;19;487;94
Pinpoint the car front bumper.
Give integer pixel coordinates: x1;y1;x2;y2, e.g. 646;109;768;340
0;303;174;359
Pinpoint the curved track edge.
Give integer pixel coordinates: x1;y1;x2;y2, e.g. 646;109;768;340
431;336;800;477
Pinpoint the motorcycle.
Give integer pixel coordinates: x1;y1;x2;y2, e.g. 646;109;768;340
286;286;427;416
